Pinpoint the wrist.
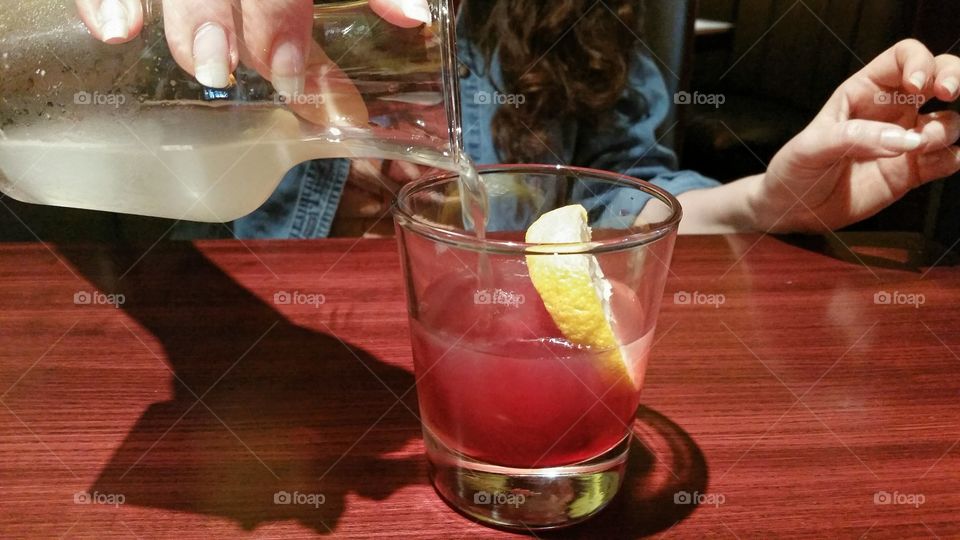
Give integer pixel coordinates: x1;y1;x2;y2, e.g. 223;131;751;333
676;174;766;234
740;173;769;231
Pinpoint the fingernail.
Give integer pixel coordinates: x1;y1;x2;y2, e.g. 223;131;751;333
903;131;924;150
909;71;927;91
942;77;959;98
881;129;923;151
400;0;432;25
193;23;231;88
98;0;129;43
271;39;306;99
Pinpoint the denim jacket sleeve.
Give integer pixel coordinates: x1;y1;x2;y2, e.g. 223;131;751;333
571;52;720;228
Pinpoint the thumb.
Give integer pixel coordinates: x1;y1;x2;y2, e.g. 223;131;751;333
75;0;144;44
286;43;369;127
796;119;925;164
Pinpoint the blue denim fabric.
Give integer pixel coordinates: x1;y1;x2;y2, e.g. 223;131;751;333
231;28;719;239
231;158;349;239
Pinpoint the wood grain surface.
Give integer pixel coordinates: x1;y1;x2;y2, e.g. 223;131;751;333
0;233;958;539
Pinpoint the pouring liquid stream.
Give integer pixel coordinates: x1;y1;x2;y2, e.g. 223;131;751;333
453;151;495;316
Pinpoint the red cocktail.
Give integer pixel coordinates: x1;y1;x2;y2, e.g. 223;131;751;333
411;263;652;468
395;165;679;529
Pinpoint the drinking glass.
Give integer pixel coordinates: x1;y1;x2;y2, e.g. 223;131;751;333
394;165;681;529
0;0;460;222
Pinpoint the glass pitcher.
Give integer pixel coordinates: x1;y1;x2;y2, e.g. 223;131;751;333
0;0;461;222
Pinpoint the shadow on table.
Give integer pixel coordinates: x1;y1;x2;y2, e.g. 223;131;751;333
59;243;423;533
547;405;709;539
780;232;960;272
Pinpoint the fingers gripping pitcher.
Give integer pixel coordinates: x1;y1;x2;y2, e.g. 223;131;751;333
0;0;462;222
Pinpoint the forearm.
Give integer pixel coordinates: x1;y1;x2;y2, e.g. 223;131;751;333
675;174;765;234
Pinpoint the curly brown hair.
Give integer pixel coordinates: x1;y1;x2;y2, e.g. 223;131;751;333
464;0;642;163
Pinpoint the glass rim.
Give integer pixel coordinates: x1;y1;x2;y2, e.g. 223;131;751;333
393;164;683;255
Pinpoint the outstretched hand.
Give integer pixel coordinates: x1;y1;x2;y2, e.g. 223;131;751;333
753;39;960;232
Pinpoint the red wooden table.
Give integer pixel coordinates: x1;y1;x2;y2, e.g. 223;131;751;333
0;234;958;538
